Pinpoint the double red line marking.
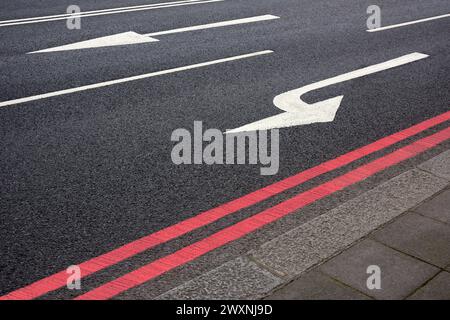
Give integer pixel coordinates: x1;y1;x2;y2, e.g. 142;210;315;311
2;111;450;300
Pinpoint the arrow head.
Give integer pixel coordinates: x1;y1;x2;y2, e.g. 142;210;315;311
309;95;343;123
28;32;159;54
226;95;343;133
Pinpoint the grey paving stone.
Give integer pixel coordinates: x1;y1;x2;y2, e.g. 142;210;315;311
418;150;450;180
251;169;447;277
371;213;450;268
156;257;283;300
266;270;370;300
319;239;439;300
414;189;450;225
408;272;450;300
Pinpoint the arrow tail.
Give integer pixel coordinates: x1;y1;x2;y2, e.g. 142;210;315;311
305;52;429;93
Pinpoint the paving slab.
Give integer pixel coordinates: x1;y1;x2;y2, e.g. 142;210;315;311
414;189;450;225
266;270;370;300
371;212;450;268
408;271;450;300
319;239;439;300
418;150;450;180
250;169;446;277
156;257;283;300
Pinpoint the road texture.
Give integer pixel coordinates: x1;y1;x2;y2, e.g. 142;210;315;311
0;0;449;299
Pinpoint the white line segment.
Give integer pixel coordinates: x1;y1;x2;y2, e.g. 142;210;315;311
145;14;279;36
367;13;450;32
0;50;273;108
0;0;223;27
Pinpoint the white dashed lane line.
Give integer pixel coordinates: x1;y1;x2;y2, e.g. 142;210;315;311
0;50;274;108
0;0;224;27
367;13;450;32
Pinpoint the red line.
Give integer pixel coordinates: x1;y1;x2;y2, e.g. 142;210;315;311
1;111;449;300
75;126;450;300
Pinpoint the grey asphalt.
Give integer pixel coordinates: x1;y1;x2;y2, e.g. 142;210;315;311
0;0;449;298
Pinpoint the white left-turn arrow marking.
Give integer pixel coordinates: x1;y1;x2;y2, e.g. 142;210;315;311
227;52;429;133
29;15;279;53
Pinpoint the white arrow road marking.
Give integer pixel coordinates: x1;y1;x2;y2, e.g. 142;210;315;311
0;0;223;27
29;15;279;53
29;32;159;53
226;52;429;133
367;13;450;32
0;50;273;108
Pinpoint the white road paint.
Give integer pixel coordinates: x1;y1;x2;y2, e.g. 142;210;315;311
0;0;223;27
367;13;450;32
0;50;273;108
29;32;159;53
227;52;429;133
29;15;279;53
145;14;279;36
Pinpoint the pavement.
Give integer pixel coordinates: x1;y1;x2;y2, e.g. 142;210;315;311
0;0;449;300
268;188;450;300
157;150;450;300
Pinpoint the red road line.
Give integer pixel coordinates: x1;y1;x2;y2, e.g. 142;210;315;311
1;111;449;300
75;126;450;300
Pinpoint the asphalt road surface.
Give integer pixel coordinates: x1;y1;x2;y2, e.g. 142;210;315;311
0;0;449;299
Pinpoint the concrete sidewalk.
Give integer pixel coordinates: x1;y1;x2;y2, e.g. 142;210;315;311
158;149;450;300
267;187;450;300
266;149;450;300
